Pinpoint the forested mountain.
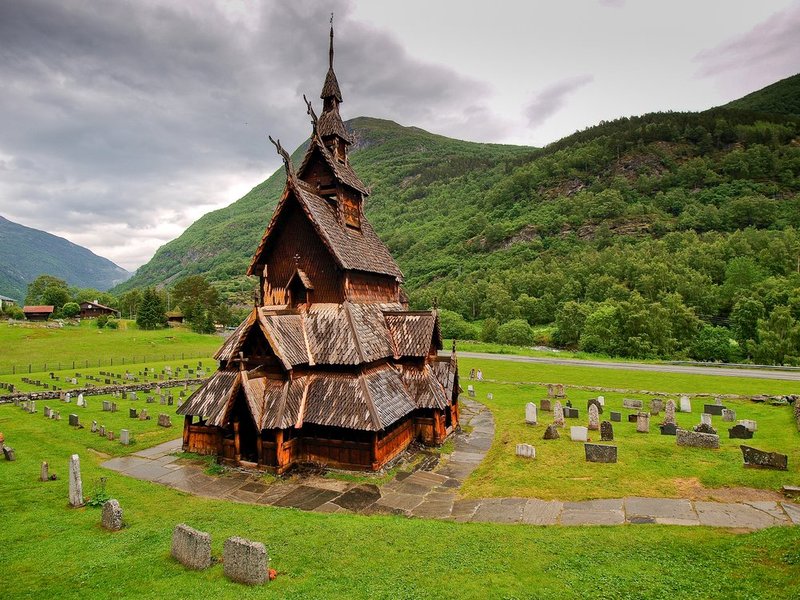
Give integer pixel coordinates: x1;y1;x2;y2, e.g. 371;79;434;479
117;76;800;364
723;73;800;116
0;216;130;301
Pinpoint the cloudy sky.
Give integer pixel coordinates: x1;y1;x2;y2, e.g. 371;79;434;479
1;0;798;271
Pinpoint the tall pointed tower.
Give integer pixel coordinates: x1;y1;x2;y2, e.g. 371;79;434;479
178;23;459;472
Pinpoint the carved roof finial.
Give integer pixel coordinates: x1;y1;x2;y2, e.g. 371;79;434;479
303;94;318;133
268;135;294;176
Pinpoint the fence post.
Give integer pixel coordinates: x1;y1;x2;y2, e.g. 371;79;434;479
29;364;31;373
72;361;75;370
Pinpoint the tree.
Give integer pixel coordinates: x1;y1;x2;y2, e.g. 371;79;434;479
497;319;534;346
730;297;765;348
751;306;800;365
553;301;590;348
481;318;499;342
61;302;80;318
26;275;70;312
438;309;479;340
172;275;221;329
118;289;143;319
690;325;733;363
136;288;167;330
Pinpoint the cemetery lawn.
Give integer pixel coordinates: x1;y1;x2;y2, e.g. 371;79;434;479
459;357;800;500
0;321;220;374
1;405;800;599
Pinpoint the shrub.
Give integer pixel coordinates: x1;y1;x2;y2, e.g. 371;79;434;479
96;315;109;328
105;319;119;330
481;318;499;342
61;302;80;318
438;309;479;340
497;319;534;346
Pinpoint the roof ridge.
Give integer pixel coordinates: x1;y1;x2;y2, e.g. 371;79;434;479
358;370;382;431
342;301;366;363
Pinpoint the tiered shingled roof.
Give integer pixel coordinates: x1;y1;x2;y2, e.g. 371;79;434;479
247;175;402;279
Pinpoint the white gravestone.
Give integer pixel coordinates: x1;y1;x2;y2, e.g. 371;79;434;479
515;443;536;458
69;454;84;507
525;402;538;425
570;426;588;442
679;395;691;413
700;413;712;426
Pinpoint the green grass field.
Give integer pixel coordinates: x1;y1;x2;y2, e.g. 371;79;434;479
2;322;800;598
1;402;799;599
0;321;220;374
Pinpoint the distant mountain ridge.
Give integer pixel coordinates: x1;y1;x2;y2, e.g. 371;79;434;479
722;73;800;116
0;215;131;301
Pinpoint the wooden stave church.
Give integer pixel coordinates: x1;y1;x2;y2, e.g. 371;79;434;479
178;25;460;473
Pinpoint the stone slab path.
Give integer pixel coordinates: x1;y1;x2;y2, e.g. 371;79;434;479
102;398;800;530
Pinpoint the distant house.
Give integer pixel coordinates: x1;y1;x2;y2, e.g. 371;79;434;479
0;294;17;311
23;305;54;321
79;300;120;319
166;310;184;325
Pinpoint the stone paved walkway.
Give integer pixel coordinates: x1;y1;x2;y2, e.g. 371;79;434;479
102;398;800;530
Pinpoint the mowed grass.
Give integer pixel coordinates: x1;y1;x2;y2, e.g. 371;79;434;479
459;358;800;500
0;321;220;374
1;404;799;600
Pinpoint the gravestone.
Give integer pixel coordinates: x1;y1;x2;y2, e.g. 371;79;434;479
693;422;717;435
65;393;71;403
40;461;49;482
587;398;603;415
722;408;736;422
588;404;600;431
740;445;788;471
130;392;137;401
525;403;537;425
610;411;621;422
738;419;757;432
99;425;105;436
663;400;676;426
3;446;16;461
547;384;555;397
120;429;130;446
515;443;535;458
223;536;269;585
91;421;98;433
555;384;566;398
729;424;753;439
147;396;154;403
543;424;560;440
102;401;111;412
540;399;552;412
44;407;51;418
29;400;36;413
158;414;172;428
467;385;475;398
649;399;663;415
570;426;588;442
553;401;565;427
600;420;614;441
111;403;117;413
77;394;84;407
160;396;167;405
704;404;724;416
584;443;617;463
69;414;79;427
596;395;605;406
627;414;638;423
679;396;692;413
700;413;712;426
69;454;84;507
121;392;127;400
168;397;174;406
676;429;719;449
715;396;723;405
171;524;212;570
565;407;579;419
623;398;643;410
659;423;677;436
129;408;138;419
636;412;650;433
54;411;61;421
139;409;149;421
102;499;123;531
565;400;572;408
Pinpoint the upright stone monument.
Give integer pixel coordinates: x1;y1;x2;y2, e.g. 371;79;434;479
588;404;600;431
553;401;565;428
525;402;538;425
69;454;84;507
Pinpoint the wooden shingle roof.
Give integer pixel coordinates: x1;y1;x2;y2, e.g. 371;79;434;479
297;135;366;194
177;368;241;426
247;176;402;280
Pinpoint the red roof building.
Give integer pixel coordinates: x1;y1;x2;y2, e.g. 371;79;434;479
179;25;459;472
22;305;54;321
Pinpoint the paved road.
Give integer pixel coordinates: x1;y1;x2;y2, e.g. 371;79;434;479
452;351;800;382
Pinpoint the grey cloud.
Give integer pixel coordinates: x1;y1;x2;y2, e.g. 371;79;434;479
525;75;594;129
0;0;504;270
695;5;800;83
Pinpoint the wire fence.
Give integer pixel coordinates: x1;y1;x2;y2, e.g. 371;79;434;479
0;352;214;377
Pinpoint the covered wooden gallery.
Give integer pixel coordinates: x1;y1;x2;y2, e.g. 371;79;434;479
178;25;460;472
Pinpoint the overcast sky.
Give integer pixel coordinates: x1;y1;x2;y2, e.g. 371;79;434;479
1;0;798;271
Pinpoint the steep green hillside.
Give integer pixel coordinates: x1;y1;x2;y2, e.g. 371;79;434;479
723;73;800;116
113;117;533;295
0;216;130;301
117;78;800;364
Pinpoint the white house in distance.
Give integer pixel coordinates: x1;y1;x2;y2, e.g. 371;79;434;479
0;294;18;311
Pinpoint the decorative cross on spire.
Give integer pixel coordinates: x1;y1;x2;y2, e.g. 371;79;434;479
329;13;334;69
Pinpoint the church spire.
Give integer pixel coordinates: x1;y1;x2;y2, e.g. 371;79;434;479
317;15;351;149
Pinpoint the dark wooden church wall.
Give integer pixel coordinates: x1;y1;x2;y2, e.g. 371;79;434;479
262;202;343;305
345;271;399;303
